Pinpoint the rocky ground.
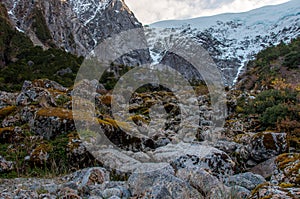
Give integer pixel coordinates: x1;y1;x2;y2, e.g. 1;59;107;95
0;79;299;199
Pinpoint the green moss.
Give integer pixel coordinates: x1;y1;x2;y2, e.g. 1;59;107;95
55;95;71;107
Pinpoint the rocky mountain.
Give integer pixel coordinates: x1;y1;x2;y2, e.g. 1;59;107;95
147;0;300;86
3;0;150;63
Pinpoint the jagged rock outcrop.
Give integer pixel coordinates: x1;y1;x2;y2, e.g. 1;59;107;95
3;0;151;66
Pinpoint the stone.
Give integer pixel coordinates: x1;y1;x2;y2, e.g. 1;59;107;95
102;188;122;198
128;165;202;199
248;183;300;199
56;67;73;76
151;142;235;178
176;167;227;197
0;155;13;173
32;79;68;92
271;153;300;186
71;167;110;188
250;132;288;162
30;108;75;139
231;185;251;199
250;157;276;178
91;148;141;175
226;172;266;190
16;81;57;107
0;91;17;109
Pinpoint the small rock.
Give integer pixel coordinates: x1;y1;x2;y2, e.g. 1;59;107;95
0;155;14;173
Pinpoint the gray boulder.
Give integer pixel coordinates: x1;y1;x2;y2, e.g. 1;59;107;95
226;172;266;190
128;165;202;199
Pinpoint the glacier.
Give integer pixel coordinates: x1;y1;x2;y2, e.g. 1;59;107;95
147;0;300;85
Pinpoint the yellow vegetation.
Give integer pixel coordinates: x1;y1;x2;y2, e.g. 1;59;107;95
0;127;14;135
128;115;148;124
37;107;73;120
0;106;17;119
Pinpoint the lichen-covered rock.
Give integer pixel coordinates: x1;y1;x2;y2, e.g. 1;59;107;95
250;132;288;162
176;167;228;198
231;185;251;199
0;155;13;173
58;187;81;199
88;181;130;199
128;165;202;199
271;153;300;186
226;172;266;190
91;148;142;176
63;167;110;189
16;80;57;107
31;107;75;139
32;79;68;92
0;91;17;109
152;142;235;179
248;183;300;199
29;143;53;165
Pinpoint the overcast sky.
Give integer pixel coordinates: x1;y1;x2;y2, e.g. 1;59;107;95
124;0;290;24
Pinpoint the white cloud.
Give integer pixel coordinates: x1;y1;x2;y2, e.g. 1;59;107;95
124;0;290;24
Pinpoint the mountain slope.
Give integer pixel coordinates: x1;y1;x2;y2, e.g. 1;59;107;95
147;0;300;86
3;0;146;58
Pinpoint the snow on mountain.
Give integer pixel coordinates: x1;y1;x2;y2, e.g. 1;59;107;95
147;0;300;85
69;0;110;26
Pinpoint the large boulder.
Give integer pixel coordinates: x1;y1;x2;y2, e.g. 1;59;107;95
250;157;277;178
31;107;75;139
226;172;266;190
16;80;57;107
128;165;202;199
150;142;235;178
176;167;230;198
249;132;288;162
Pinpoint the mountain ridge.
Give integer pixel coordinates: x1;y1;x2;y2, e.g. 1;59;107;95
147;0;300;86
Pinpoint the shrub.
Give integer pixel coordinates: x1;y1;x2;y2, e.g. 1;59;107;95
260;104;289;127
284;51;300;69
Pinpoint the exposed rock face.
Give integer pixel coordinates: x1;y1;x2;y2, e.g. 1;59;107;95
3;0;151;65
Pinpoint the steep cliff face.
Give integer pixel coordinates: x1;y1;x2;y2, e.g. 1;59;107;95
3;0;148;61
